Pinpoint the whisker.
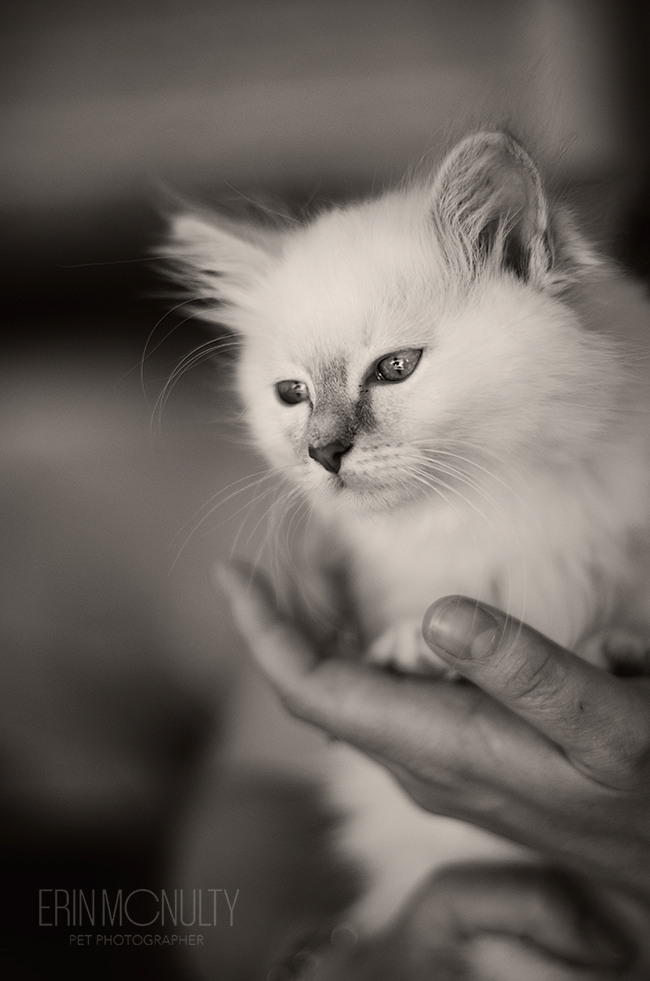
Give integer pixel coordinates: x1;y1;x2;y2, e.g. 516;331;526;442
414;453;510;523
402;445;538;631
171;469;277;542
151;336;240;435
168;469;281;573
59;255;170;268
231;481;289;559
414;442;553;626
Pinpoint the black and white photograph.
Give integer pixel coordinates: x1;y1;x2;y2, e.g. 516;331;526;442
2;2;650;978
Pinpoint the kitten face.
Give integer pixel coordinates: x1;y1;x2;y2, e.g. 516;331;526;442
167;132;610;514
235;221;596;513
236;203;441;510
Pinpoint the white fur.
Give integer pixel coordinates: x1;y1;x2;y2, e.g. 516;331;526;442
167;133;650;934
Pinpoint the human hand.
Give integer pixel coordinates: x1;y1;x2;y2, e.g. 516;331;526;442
217;563;650;971
298;863;633;981
217;564;650;901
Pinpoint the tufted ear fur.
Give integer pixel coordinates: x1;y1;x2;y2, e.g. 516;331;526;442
429;131;597;292
162;211;285;326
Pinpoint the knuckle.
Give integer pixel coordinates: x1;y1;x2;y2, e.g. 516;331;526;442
502;646;565;704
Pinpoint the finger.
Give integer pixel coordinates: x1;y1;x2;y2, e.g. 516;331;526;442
406;863;633;972
217;563;516;769
216;562;321;678
422;596;650;784
469;937;617;981
217;561;418;734
218;564;613;801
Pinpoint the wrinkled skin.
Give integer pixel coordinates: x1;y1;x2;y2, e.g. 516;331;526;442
219;564;650;978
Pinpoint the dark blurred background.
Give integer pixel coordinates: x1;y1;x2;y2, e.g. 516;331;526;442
2;0;649;357
0;1;649;979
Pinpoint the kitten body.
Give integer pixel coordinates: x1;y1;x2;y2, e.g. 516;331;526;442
167;133;650;932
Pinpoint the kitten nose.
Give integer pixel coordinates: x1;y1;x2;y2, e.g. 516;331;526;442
308;440;352;474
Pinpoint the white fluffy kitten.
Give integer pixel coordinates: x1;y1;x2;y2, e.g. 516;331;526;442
166;132;650;931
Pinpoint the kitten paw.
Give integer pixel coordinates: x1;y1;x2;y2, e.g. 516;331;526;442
367;619;453;677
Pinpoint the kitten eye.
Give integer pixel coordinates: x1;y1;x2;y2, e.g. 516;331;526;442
374;348;422;383
276;380;310;405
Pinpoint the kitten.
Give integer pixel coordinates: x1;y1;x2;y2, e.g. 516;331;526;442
164;132;650;932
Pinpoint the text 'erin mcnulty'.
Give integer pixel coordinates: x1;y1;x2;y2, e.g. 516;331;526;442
38;889;239;928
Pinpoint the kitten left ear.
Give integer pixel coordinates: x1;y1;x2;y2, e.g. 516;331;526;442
163;211;283;326
429;132;559;288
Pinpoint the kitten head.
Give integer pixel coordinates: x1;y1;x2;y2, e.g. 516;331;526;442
166;132;613;514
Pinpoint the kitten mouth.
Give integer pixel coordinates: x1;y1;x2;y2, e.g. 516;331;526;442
321;467;396;501
332;472;387;498
317;471;353;496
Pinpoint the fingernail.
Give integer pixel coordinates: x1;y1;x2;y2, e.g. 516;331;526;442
422;597;499;660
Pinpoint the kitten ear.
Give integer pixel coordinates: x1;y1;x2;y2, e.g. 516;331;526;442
163;211;282;324
429;132;560;288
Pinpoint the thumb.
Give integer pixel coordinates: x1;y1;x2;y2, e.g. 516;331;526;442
421;596;643;784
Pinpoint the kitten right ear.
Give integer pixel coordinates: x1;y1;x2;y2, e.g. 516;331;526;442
429;132;551;286
428;131;600;292
163;212;282;324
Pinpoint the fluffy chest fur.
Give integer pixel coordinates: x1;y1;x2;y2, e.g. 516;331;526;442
327;438;650;654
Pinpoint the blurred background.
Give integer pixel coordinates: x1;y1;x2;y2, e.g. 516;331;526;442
1;1;648;978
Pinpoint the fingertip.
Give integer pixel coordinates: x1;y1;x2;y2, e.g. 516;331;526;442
422;596;500;661
215;559;328;696
213;560;244;599
214;559;277;636
214;558;263;596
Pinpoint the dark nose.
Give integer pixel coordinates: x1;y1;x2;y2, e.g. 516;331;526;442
308;441;352;474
